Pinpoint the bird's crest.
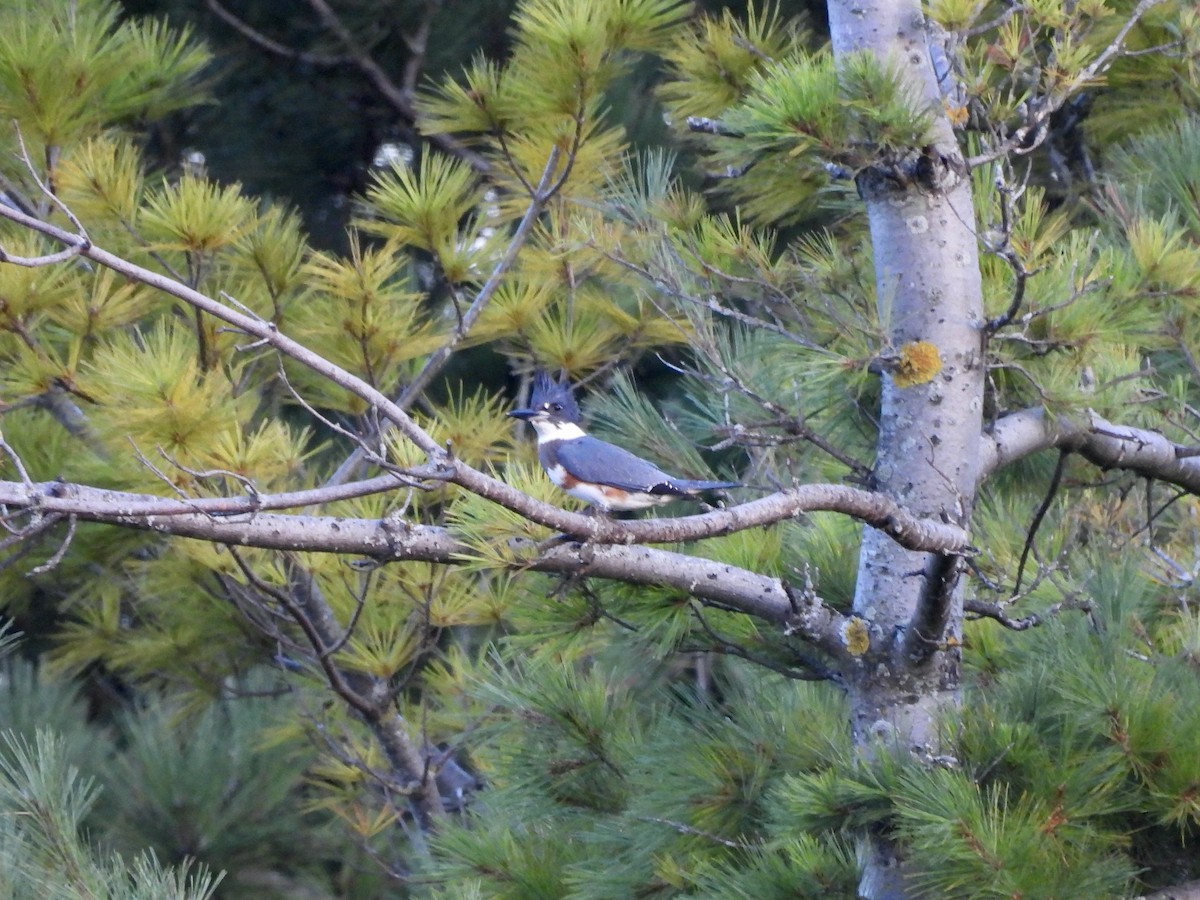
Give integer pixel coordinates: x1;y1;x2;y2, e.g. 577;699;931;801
529;370;581;423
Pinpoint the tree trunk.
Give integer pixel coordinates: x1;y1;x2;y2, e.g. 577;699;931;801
825;0;986;895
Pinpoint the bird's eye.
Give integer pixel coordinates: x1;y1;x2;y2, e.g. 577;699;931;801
551;403;563;412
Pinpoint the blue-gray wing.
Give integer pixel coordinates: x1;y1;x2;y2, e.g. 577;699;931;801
554;436;680;493
555;436;737;495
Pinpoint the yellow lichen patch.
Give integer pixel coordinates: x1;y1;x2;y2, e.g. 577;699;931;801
843;616;870;656
893;340;942;387
944;101;969;128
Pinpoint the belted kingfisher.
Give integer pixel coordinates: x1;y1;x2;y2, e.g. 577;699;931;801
508;371;739;512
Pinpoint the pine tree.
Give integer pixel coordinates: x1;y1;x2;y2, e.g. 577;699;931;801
1;0;1199;897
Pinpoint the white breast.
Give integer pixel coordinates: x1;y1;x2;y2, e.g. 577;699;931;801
530;419;587;441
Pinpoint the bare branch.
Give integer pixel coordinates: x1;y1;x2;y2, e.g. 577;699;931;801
10;471;413;521
398;1;436;100
13;122;90;238
275;358;395;474
0;469;973;556
982;163;1031;332
0;241;87;267
157;448;263;498
0;171;36;218
0;434;34;488
0;477;863;654
37;387;103;448
0;512;64;574
964;595;1093;630
205;0;350;66
228;548;448;826
980;407;1200;495
27;514;77;576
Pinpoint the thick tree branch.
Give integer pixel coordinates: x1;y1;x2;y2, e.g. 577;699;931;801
903;552;963;665
0;475;970;554
0;477;851;658
980;407;1200;494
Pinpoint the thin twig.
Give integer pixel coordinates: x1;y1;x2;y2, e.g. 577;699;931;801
0;436;35;488
0;242;87;267
688;600;838;682
205;0;350;65
12;123;90;241
273;358;392;472
1013;449;1067;596
228;547;379;714
0;514;63;574
964;595;1093;630
634;815;743;848
128;440;214;511
398;144;563;407
595;247;820;350
321;566;372;657
28;514;77;576
325;144;566;486
983;164;1030;332
666;354;871;481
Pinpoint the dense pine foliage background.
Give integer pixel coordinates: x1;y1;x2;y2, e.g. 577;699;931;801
1;0;1199;897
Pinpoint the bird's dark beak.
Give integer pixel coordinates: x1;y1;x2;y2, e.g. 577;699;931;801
507;408;536;421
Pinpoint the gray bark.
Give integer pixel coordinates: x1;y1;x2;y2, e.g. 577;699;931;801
825;0;986;895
